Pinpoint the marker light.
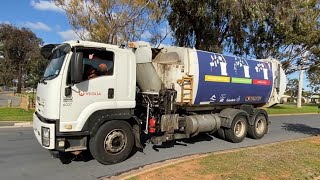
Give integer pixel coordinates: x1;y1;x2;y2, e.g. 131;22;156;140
129;42;135;48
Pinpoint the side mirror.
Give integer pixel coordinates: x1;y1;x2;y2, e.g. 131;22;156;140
40;44;59;59
71;52;84;84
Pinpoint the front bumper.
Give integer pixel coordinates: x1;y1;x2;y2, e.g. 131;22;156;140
33;113;56;149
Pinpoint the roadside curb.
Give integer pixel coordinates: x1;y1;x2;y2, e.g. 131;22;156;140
0;121;32;128
269;113;319;116
106;137;316;180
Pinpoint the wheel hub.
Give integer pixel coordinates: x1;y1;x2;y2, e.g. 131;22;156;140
104;130;126;154
234;120;245;137
255;118;266;135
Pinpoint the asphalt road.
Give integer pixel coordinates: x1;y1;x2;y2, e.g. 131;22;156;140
0;93;21;107
0;114;319;180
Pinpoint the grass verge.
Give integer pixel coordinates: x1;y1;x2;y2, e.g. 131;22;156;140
0;108;33;121
130;137;320;180
266;103;319;114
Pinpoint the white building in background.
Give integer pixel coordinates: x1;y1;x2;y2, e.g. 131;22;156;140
280;94;320;104
310;95;320;103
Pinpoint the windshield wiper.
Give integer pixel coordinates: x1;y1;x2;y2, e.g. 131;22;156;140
39;74;58;84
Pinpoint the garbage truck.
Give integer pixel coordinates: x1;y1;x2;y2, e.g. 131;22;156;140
33;41;286;164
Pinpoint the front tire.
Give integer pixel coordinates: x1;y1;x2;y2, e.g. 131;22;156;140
248;113;268;139
225;115;248;143
89;120;134;165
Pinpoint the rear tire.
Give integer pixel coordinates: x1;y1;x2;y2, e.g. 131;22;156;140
89;120;134;165
248;113;268;139
225;115;248;143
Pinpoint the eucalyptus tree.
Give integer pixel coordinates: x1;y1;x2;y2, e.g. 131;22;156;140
168;0;319;74
54;0;169;45
0;24;43;93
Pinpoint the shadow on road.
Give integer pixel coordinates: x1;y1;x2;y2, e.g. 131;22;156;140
152;133;214;152
282;123;320;136
58;150;94;164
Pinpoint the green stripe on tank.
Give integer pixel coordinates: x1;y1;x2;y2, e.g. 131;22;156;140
231;77;252;84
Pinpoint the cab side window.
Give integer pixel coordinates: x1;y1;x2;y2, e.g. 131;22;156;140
80;49;114;80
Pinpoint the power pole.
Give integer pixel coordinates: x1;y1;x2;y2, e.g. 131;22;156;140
297;67;304;108
297;52;307;108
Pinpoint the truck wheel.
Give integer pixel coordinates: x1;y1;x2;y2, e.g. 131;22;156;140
248;113;268;139
225;115;248;143
89;120;134;165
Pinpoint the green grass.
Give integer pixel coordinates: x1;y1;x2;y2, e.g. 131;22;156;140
132;137;320;180
198;138;320;179
0;108;34;121
266;103;319;114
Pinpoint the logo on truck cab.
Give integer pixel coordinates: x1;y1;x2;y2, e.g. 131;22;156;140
79;91;102;96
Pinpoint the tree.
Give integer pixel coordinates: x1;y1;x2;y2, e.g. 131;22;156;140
25;53;48;88
54;0;168;44
307;58;320;94
167;0;236;52
167;0;319;74
241;0;320;74
0;43;10;85
286;78;299;98
0;24;43;93
0;59;16;86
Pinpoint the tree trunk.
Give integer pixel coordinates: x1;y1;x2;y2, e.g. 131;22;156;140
17;62;22;93
195;32;201;50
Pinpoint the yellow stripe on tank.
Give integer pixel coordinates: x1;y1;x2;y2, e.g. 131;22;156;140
205;75;230;83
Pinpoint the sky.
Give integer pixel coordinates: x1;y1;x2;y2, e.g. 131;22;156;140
0;0;79;43
0;0;172;44
0;0;311;90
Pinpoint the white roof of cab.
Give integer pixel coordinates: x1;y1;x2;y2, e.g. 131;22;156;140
64;40;125;51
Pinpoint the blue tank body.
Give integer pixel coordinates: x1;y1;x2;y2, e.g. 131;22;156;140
194;51;273;106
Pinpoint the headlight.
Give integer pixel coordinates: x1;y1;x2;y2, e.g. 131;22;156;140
41;127;50;147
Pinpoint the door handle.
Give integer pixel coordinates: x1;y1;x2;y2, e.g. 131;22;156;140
108;88;114;99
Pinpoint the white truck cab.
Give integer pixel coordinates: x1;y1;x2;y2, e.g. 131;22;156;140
33;41;136;154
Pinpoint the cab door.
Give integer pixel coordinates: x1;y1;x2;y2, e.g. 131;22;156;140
59;47;116;132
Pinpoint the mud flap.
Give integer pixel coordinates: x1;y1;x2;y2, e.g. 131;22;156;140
133;124;143;149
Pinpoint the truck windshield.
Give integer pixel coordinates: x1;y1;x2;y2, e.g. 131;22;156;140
43;47;66;80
